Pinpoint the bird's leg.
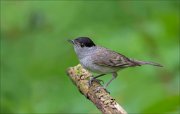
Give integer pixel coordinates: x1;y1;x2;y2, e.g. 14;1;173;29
92;72;117;94
89;74;106;86
103;72;117;88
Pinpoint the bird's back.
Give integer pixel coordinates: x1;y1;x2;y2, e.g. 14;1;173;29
91;46;140;68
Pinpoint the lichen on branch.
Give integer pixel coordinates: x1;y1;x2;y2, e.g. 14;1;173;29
67;64;127;114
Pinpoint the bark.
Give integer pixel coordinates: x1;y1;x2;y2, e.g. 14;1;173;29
66;64;127;114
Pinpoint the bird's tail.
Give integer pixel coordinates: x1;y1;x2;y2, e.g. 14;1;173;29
130;59;163;67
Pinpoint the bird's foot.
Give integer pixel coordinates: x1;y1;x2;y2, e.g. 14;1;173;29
88;77;104;86
94;86;110;94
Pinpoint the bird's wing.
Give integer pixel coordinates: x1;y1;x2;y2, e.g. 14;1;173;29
92;47;140;67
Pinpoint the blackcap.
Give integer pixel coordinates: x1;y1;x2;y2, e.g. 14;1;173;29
68;37;162;89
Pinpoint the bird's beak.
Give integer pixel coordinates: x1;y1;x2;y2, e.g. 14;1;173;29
68;39;74;44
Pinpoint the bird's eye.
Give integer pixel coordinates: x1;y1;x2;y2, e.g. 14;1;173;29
80;43;84;47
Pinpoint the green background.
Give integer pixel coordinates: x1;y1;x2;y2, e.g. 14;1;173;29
1;1;179;113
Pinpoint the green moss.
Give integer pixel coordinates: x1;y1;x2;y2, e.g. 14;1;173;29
74;64;83;76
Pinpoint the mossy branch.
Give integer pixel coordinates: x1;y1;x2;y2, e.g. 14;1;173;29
66;64;127;114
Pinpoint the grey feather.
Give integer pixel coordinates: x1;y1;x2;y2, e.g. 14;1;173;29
130;59;163;67
92;47;140;68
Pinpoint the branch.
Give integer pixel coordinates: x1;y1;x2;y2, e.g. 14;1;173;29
66;64;127;114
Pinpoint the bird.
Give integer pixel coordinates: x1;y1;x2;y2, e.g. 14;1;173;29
68;37;162;90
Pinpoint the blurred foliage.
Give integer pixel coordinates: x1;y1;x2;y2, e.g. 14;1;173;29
0;1;179;114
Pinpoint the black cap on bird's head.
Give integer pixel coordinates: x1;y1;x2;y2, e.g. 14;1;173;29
69;37;96;47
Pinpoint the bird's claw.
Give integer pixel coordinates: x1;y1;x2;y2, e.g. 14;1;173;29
88;77;110;94
88;77;104;86
94;86;110;94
